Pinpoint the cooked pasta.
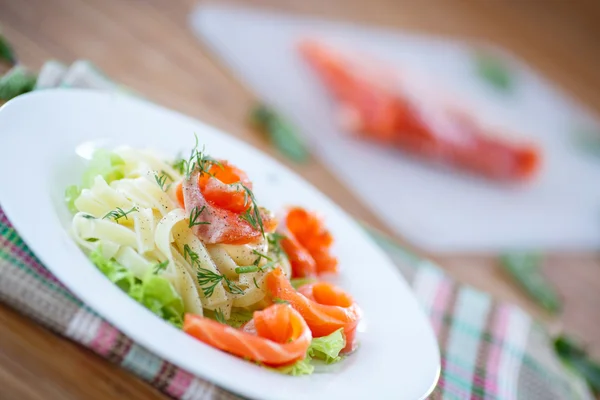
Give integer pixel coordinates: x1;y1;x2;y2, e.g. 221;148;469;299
66;141;358;376
70;147;290;320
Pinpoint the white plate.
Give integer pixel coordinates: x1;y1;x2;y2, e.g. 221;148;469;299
0;90;439;400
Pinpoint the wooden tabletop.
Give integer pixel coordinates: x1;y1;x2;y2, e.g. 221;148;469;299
1;0;599;398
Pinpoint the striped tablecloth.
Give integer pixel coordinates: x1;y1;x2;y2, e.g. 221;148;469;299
0;60;593;400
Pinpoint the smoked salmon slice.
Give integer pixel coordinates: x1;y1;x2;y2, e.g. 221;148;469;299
176;168;276;245
266;268;361;353
183;303;312;366
299;39;541;182
279;207;337;278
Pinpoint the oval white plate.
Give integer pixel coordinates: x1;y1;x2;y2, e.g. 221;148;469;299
0;90;439;400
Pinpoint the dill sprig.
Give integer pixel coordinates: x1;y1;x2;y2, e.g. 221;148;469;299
267;233;287;259
183;244;199;265
259;261;276;272
214;309;226;324
252;250;272;262
253;277;260;289
273;297;290;305
188;205;210;228
172;157;186;175
224;277;245;295
196;267;228;297
103;206;138;223
178;134;223;180
184;244;244;297
154;171;171;192
153;260;169;274
239;184;264;236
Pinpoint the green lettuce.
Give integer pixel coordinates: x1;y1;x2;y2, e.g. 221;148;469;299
308;328;346;364
65;149;126;214
89;248;184;328
275;328;346;376
273;357;315;376
65;185;82;214
81;149;126;188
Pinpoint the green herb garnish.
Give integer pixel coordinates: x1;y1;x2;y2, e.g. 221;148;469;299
179;134;223;180
290;277;316;290
103;206;137;223
239;184;264;236
260;261;276;272
183;244;199;265
196;268;229;297
172;157;186;175
267;232;287;258
154;172;170;192
153;260;169;274
500;252;561;313
253;277;260;289
252;249;272;262
184;244;244;297
273;297;290;305
188;205;209;228
235;265;260;274
214;309;226;324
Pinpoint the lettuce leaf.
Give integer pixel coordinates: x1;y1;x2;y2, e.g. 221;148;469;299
308;328;346;364
65;149;126;214
226;309;254;328
81;149;125;188
89;248;184;328
274;328;346;376
272;357;315;376
65;185;82;214
90;249;136;292
132;274;185;328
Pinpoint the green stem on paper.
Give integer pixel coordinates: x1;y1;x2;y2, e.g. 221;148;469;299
0;32;16;66
249;104;310;163
0;66;36;101
474;51;514;92
500;252;561;314
554;335;600;394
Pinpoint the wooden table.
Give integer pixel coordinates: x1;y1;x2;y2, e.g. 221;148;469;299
1;0;599;398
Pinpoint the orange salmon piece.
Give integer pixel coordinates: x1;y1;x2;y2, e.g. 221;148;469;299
266;268;361;353
183;304;312;366
176;167;277;245
299;39;541;182
282;207;338;277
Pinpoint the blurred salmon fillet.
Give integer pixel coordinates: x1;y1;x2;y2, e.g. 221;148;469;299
298;39;541;182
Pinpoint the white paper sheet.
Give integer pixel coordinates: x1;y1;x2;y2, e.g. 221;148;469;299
190;4;600;252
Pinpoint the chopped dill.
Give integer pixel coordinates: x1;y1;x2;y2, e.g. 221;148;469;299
214;309;226;324
154;172;170;192
188;205;210;228
185;244;244;297
239;184;264;237
153;260;169;274
103;206;137;223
